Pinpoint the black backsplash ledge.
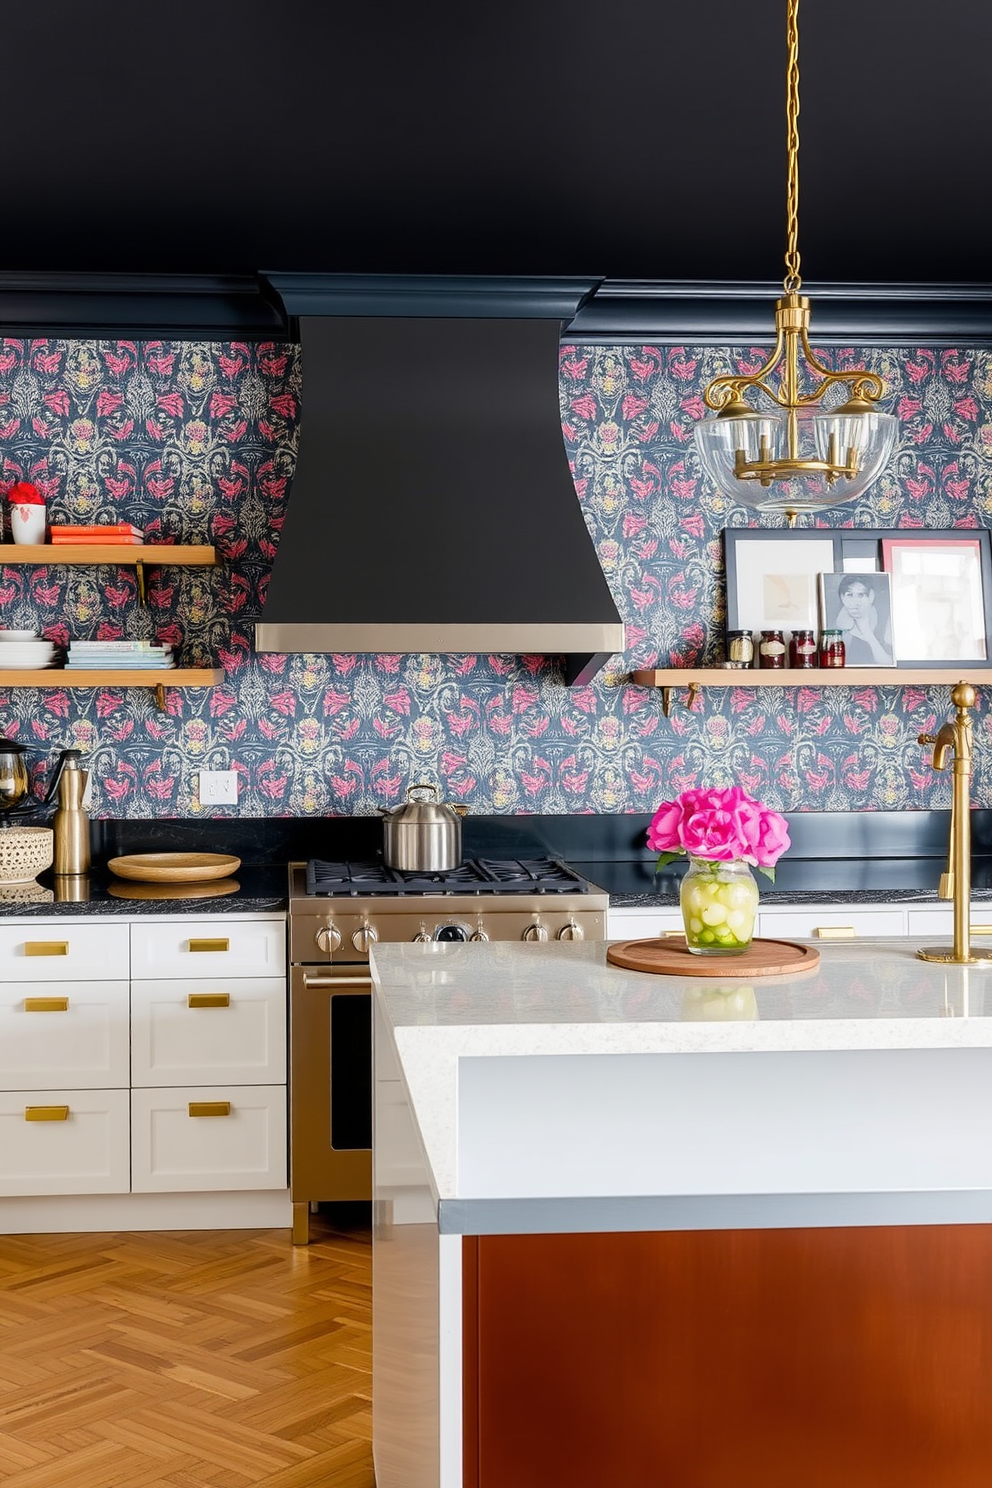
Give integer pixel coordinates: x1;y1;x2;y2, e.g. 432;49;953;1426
91;810;975;869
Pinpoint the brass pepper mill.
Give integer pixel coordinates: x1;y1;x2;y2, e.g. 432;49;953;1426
917;682;992;967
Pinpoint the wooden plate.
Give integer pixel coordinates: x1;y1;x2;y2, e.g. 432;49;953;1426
107;876;240;900
607;936;820;979
107;851;241;882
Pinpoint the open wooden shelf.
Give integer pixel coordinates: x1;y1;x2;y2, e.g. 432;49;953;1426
0;667;225;711
0;544;217;566
630;667;992;716
0;668;224;688
631;667;992;688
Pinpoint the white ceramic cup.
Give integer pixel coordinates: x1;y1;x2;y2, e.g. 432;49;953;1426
9;503;46;544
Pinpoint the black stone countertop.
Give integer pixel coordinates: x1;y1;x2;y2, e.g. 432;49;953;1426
2;855;989;917
0;865;288;917
574;857;992;908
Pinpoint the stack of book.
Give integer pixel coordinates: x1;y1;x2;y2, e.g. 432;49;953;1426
65;640;174;670
49;524;144;545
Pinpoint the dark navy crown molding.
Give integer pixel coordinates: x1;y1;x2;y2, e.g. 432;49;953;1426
565;280;992;345
0;272;290;340
3;271;992;343
260;273;604;321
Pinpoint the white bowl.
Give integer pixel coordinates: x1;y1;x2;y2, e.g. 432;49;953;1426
0;826;54;883
0;630;38;641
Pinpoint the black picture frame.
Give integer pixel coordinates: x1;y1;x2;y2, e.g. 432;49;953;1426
723;526;992;668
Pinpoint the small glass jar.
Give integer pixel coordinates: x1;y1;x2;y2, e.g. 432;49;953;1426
789;629;817;669
725;628;754;669
819;629;846;667
758;629;786;669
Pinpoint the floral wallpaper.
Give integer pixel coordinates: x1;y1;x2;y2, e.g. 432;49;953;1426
0;333;990;817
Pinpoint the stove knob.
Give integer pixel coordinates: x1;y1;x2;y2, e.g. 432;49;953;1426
352;922;378;953
413;924;432;944
470;923;489;943
557;919;584;942
315;924;342;954
522;918;549;943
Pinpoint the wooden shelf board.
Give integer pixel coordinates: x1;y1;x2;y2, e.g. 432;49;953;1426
631;667;992;688
0;668;225;688
0;544;217;566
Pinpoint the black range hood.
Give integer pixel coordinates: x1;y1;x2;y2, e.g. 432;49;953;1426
254;277;625;684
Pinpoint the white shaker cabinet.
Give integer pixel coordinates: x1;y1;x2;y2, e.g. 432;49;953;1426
609;900;992;944
0;910;290;1233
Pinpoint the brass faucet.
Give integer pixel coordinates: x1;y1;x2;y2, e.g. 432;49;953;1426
917;682;992;966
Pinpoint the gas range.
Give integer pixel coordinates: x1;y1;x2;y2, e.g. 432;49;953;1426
288;857;608;962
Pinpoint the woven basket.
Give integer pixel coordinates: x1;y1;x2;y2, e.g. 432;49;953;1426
0;826;54;883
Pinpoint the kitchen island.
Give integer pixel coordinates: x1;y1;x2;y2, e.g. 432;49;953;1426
371;938;992;1488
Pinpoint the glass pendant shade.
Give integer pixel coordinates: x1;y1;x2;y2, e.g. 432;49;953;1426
693;404;898;516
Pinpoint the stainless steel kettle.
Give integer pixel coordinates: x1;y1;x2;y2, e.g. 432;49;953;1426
44;749;90;875
380;784;465;872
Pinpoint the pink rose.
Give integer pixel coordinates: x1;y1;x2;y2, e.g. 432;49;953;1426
679;804;750;861
749;806;792;868
647;798;684;852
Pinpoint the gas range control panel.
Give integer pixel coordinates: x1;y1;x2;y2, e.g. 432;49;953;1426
290;908;605;963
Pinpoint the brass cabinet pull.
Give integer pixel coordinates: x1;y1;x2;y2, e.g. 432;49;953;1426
24;996;69;1012
187;992;230;1008
814;926;857;939
188;938;229;953
659;929;685;938
24;1105;70;1121
188;1101;231;1117
24;941;69;957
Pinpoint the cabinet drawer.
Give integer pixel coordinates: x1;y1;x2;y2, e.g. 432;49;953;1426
130;1085;287;1192
607;909;683;942
0;1089;130;1196
906;908;992;938
130;919;286;980
0;922;129;981
758;908;907;940
0;981;130;1090
130;978;286;1087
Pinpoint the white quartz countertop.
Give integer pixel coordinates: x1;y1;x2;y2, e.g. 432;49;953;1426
371;939;992;1235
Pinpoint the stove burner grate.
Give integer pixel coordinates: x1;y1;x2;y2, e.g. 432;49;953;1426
305;856;590;897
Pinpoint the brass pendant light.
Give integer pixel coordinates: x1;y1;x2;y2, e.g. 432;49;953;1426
693;0;896;522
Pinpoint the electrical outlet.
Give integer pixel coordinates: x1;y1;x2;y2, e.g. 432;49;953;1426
198;769;238;806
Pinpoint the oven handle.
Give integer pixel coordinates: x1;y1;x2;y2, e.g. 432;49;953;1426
301;972;372;989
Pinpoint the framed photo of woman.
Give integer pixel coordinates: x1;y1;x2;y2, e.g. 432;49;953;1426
818;572;896;666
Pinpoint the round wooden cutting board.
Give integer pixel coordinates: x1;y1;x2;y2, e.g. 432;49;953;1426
607;936;820;978
107;851;241;882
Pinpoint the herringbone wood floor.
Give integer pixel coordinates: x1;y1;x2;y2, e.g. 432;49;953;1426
0;1210;374;1487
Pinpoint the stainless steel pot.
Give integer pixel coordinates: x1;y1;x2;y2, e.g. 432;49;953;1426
380;784;464;872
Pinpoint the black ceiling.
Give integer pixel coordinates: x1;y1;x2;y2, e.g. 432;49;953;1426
5;0;990;287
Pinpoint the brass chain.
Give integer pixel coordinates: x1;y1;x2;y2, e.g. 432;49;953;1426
783;0;801;292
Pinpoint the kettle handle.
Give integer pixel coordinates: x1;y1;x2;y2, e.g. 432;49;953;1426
43;749;82;807
407;783;439;801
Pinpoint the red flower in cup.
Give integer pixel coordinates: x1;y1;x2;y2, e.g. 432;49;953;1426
5;482;45;505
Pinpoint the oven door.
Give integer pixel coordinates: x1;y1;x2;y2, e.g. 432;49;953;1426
289;962;372;1225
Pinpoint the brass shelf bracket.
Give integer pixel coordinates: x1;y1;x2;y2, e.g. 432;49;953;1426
658;681;701;718
155;684;167;712
135;559;147;605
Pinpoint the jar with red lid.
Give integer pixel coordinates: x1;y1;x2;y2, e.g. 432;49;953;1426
789;629;817;668
758;629;786;669
818;629;846;668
